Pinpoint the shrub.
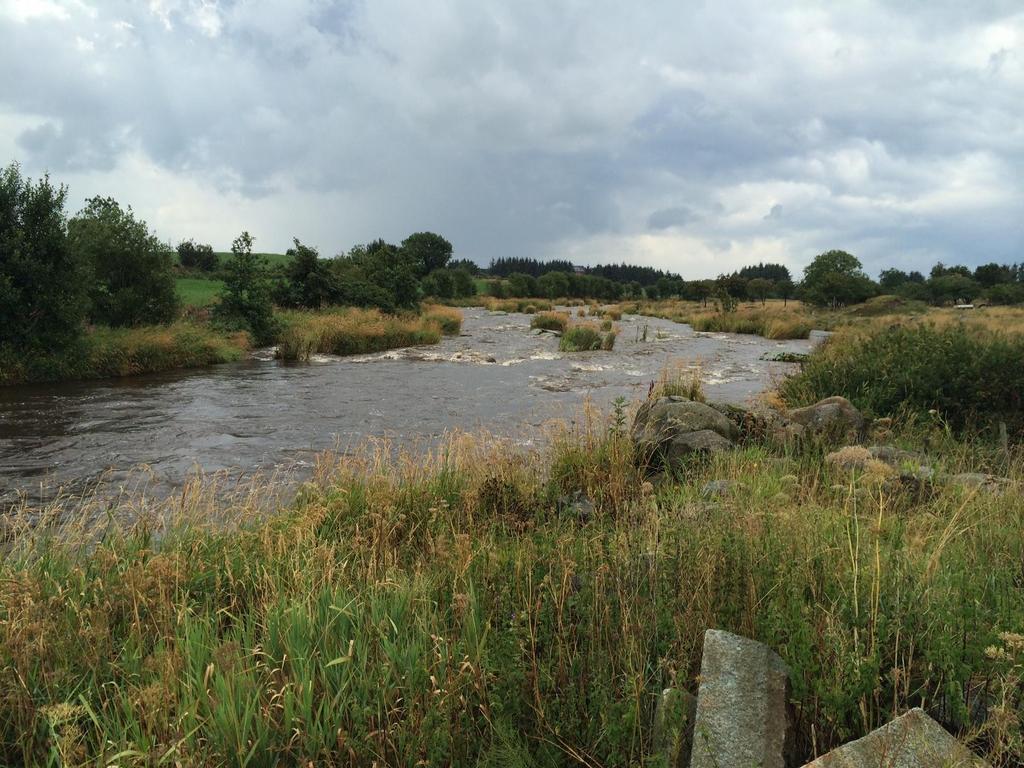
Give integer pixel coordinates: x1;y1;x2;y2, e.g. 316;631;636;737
215;232;280;345
530;311;570;333
780;323;1024;437
560;323;616;352
176;239;218;271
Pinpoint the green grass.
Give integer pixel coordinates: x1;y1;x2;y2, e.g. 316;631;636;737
1;412;1020;765
211;251;289;268
559;322;617;351
175;276;223;307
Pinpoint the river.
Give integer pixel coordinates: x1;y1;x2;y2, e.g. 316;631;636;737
0;308;816;505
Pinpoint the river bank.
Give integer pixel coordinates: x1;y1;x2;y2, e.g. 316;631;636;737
2;399;1020;765
0;306;459;387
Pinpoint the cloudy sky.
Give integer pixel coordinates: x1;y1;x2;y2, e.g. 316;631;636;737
1;1;1021;278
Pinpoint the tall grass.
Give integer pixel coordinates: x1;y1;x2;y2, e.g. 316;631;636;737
530;311;570;333
0;414;1021;765
276;308;445;361
0;323;249;385
423;304;464;336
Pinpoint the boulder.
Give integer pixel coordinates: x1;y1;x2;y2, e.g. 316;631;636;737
632;398;739;469
689;630;795;768
788;396;865;444
652;687;697;768
948;473;1012;495
801;708;989;767
665;429;735;461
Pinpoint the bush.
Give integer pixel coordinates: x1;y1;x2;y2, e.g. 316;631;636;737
70;196;180;327
780;324;1024;437
530;311;570;333
559;323;616;352
177;239;218;271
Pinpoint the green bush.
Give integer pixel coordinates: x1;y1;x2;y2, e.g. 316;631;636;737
780;324;1024;437
559;324;616;352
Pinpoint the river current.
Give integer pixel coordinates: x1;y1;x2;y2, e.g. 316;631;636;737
0;308;816;504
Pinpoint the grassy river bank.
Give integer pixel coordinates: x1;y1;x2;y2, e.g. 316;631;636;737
1;388;1021;765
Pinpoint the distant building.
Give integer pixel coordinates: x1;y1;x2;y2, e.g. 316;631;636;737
573;265;586;274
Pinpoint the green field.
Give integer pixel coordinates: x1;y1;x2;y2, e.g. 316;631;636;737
175;276;223;307
212;251;289;268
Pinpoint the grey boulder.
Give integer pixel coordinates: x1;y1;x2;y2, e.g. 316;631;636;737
801;708;989;767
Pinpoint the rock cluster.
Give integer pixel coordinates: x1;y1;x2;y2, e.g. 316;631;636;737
631;395;865;476
657;629;989;767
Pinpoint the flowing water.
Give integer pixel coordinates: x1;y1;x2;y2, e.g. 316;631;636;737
0;309;817;505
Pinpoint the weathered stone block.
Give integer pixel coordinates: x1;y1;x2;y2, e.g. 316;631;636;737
802;708;989;767
689;629;794;768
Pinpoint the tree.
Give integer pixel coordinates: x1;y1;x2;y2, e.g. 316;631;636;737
507;272;539;297
215;231;278;344
801;249;877;308
69;196;179;327
776;279;794;306
746;278;773;306
0;162;88;350
401;232;452;277
928;274;980;305
879;268;910;290
537;270;570;299
421;268;456;299
177;239;218;271
276;238;339;309
974;262;1014;288
693;280;714;307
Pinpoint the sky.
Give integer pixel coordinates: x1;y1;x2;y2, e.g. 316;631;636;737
0;1;1021;279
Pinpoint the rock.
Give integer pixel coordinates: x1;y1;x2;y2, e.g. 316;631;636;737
632;398;739;470
948;473;1012;495
652;687;697;768
801;708;989;767
825;446;873;471
700;479;733;498
788;396;865;444
665;429;735;461
689;630;795;768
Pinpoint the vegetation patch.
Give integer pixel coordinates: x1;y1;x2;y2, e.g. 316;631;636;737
276;308;443;361
781;323;1024;438
559;322;617;351
530;311;570;333
423;304;464;335
0;323;249;385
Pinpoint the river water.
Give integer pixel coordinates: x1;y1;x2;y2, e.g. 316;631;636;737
0;308;815;505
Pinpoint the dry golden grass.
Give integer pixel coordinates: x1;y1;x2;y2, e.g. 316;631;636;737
276;307;443;361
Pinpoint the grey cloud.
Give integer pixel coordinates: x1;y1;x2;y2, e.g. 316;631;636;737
647;206;699;230
0;0;1020;273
